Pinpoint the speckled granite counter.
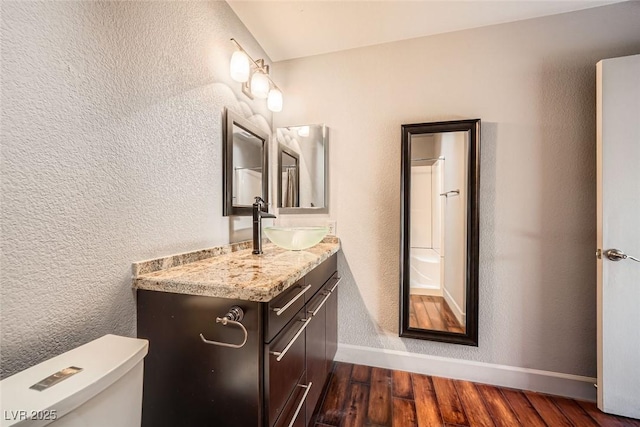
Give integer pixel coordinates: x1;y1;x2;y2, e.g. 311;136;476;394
132;237;340;302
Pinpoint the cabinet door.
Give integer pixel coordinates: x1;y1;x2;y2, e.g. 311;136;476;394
325;279;339;366
137;290;262;427
305;254;337;299
305;293;327;423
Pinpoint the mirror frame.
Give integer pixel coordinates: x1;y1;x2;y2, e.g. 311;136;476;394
276;124;329;214
223;108;270;216
399;119;480;346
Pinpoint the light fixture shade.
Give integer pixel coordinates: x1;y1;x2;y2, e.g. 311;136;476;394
250;71;270;99
230;50;250;82
267;88;283;112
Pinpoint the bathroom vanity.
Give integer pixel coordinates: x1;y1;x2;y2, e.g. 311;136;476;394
133;238;340;427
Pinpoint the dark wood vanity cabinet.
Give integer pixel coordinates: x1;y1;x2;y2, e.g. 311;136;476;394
137;253;338;427
304;270;339;423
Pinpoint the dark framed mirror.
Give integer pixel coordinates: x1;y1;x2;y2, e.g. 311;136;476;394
400;119;480;346
223;108;269;216
275;124;328;214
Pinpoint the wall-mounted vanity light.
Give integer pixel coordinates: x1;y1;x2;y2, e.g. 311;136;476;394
229;38;283;112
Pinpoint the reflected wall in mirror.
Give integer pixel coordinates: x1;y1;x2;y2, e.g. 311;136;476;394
223;108;269;216
276;125;328;214
400;119;480;346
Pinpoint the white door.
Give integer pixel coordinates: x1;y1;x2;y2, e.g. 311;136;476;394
596;54;640;419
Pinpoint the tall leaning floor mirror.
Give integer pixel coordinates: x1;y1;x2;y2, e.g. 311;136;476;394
400;119;480;346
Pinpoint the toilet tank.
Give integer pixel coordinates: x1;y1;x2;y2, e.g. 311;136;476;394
1;335;148;427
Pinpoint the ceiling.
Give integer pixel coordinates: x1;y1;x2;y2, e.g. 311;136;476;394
227;1;620;62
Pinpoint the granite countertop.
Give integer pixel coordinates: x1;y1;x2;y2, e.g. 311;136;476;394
132;237;340;302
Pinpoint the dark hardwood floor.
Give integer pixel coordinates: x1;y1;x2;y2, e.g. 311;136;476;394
312;362;640;427
409;295;465;333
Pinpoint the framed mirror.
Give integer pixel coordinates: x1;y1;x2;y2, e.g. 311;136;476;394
223;108;270;216
400;119;480;346
275;125;328;214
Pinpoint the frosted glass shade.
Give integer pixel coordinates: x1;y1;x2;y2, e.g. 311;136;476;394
230;51;250;82
264;227;328;251
267;88;283;112
250;72;270;99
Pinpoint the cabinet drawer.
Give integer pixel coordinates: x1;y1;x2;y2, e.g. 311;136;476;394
266;310;308;426
305;254;337;299
273;380;311;427
266;279;309;343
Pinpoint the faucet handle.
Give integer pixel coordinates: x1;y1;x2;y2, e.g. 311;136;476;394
254;196;272;208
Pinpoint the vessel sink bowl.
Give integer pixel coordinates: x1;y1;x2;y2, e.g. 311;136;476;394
264;226;329;251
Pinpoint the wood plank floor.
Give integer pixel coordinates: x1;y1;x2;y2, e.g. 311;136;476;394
312;362;640;427
409;295;465;333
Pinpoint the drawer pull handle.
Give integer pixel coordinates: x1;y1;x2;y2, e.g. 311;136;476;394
309;291;332;317
329;276;341;293
287;382;313;427
308;277;341;316
270;317;312;362
272;284;312;316
200;306;248;349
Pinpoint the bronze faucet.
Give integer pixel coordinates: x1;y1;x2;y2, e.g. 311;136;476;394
252;196;276;254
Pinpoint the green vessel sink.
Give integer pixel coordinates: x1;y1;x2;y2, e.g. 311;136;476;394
264;226;329;251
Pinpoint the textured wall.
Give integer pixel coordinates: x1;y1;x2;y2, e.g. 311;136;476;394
0;1;271;379
273;2;640;377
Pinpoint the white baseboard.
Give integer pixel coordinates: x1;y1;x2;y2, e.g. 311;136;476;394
335;343;596;401
443;288;465;325
410;286;443;297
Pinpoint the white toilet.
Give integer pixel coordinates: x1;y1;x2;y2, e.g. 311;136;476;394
1;334;148;427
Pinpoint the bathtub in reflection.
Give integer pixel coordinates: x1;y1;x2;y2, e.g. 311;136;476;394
409;248;442;293
408;247;465;333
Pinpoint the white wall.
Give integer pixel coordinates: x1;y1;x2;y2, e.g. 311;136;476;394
0;1;271;378
409;165;433;249
273;2;640;377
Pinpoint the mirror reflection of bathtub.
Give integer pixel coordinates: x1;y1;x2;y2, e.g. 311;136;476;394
401;120;479;345
408;152;465;334
222;108;269;216
409;158;443;292
233;166;263;206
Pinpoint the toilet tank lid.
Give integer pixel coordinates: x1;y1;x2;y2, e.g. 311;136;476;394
0;334;148;427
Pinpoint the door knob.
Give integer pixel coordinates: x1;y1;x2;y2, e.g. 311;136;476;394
604;249;640;262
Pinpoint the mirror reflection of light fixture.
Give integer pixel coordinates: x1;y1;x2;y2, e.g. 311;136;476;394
230;38;283;112
297;126;310;137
